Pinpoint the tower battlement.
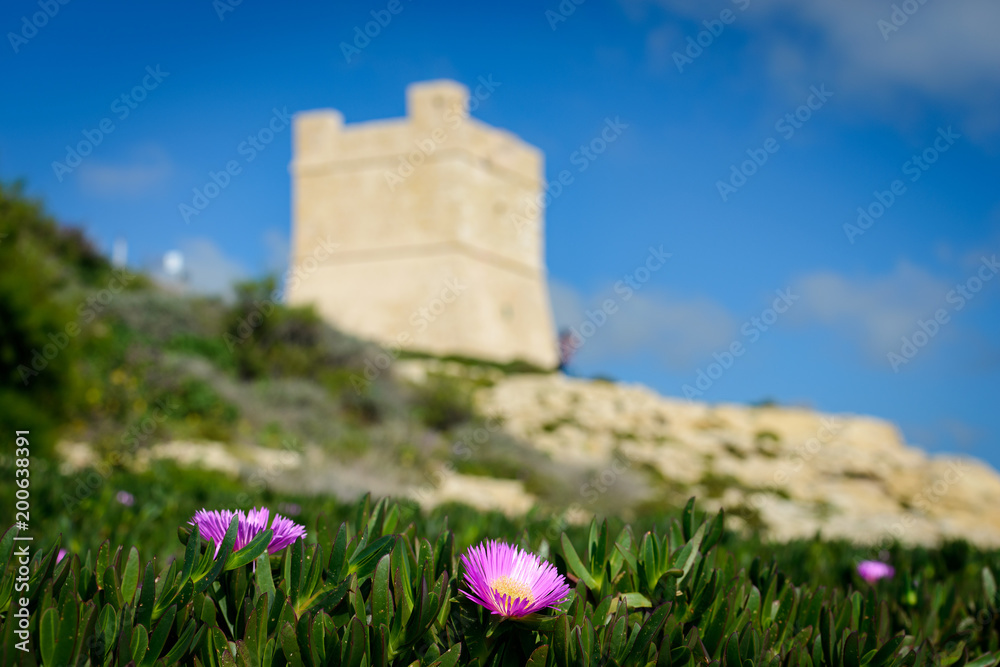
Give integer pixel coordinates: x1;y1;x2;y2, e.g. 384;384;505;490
294;81;540;180
287;80;557;368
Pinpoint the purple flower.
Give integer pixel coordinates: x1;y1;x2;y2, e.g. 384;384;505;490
460;540;571;618
857;560;895;583
116;490;135;506
189;507;307;559
56;548;67;564
278;502;301;517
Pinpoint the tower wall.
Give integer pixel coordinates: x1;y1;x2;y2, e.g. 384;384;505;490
288;80;557;368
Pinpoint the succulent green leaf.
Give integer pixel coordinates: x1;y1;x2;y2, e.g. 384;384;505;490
122;546;140;605
553;613;573;667
342;616;367;667
0;525;18;578
347;534;394;582
562;534;600;592
163;619;198;664
966;653;1000;667
624;602;671;666
523;645;546;667
130;623;148;663
842;630;860;667
254;550;276;614
984;567;998;610
278;620;305;667
725;631;741;666
372;552;393;630
682;497;697;542
623;592;652;609
676;522;706;582
609;616;628;661
53;590;79;667
226;529;273;571
135;560;156;630
330;522;349;581
211;626;230;665
702;510;725;554
39;606;58;666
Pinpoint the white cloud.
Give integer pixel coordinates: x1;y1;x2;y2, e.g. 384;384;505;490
263;228;291;277
77;144;173;198
788;261;951;358
959;223;1000;274
634;0;1000;140
150;231;291;300
645;24;682;74
549;279;737;370
549;280;586;329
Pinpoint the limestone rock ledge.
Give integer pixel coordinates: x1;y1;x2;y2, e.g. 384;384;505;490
474;373;1000;547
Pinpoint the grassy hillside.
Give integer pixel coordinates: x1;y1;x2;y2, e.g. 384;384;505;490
2;181;999;664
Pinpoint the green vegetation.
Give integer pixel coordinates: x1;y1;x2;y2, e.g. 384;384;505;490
0;181;607;513
413;375;476;432
1;473;999;665
3;181;1000;663
397;349;553;376
0;177;485;473
754;431;782;458
0;181;148;459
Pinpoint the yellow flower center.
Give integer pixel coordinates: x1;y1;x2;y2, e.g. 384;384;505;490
491;576;534;605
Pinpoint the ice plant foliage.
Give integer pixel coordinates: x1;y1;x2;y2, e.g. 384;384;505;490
857;560;895;583
189;507;307;558
461;540;571;618
7;493;1000;665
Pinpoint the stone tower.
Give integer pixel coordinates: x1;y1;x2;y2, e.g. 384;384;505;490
287;80;557;368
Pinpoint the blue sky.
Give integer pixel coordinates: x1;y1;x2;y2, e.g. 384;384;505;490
2;0;999;468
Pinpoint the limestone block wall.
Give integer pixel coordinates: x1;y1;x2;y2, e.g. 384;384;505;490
288;79;557;367
290;253;555;363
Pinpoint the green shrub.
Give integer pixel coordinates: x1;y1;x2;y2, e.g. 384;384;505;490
165;334;238;373
398;350;554;375
110;291;225;344
0;181;120;459
223;277;373;381
412;375;475;431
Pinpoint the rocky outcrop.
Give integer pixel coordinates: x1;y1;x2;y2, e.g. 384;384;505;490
60;361;1000;547
473;372;1000;547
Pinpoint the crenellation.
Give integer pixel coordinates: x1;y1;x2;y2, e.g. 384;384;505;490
292;112;541;186
293;109;343;164
406;79;469;127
